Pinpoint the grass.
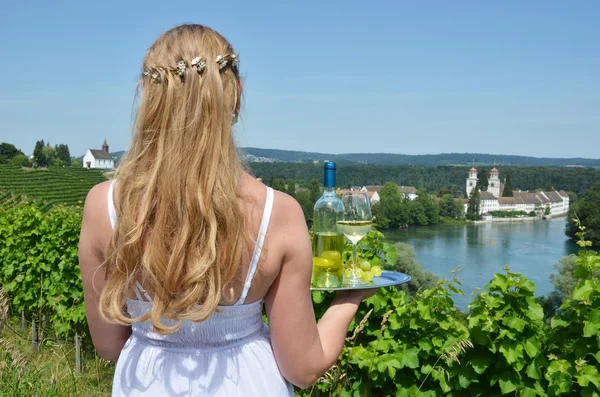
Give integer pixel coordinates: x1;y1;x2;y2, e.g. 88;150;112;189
0;319;114;396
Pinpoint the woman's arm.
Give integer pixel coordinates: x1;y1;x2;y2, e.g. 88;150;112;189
79;182;132;360
264;194;375;389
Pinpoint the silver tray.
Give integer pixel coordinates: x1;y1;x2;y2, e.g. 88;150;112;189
311;270;411;291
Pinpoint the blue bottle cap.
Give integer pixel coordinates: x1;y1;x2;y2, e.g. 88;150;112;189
324;162;336;187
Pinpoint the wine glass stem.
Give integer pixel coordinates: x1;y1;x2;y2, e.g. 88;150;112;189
352;242;358;271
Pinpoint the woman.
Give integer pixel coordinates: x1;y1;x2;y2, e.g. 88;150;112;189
79;24;375;396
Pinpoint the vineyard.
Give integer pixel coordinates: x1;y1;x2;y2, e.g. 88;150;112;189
0;165;107;211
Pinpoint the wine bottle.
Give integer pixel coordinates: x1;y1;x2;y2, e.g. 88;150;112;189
312;162;345;288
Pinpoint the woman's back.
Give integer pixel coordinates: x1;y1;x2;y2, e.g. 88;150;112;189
107;181;293;396
79;23;375;396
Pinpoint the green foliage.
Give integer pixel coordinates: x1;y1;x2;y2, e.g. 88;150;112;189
271;178;287;192
309;179;321;205
545;205;551;216
71;159;81;167
439;194;464;219
0;204;85;337
503;174;514;197
302;225;600;396
477;168;489;192
466;266;548;395
33;140;46;167
11;154;29;167
249;162;600;199
55;144;71;166
550;255;586;299
566;183;600;245
393;243;439;295
466;187;481;221
0;164;106;211
0;143;24;163
489;210;530;218
547;223;600;397
371;183;449;229
42;145;58;166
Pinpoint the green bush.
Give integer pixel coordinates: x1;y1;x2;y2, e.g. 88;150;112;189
300;225;600;396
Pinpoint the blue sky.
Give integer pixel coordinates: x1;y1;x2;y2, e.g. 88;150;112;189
0;1;598;158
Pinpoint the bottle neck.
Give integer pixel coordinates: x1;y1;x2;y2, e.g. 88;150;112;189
324;168;336;189
322;187;336;196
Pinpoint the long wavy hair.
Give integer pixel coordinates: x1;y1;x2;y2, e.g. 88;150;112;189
99;24;246;334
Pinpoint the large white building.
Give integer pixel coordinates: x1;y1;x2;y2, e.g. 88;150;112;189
83;139;114;169
466;166;569;216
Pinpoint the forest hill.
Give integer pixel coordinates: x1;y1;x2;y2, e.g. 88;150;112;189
249;162;600;198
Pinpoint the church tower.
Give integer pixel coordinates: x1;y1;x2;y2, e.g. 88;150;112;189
466;162;478;197
488;164;500;197
102;138;109;154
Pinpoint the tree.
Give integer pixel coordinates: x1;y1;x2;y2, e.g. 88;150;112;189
309;179;321;204
374;182;409;228
439;194;457;218
477;168;489;192
409;196;429;225
437;185;464;198
466;186;481;220
55;144;71;166
72;159;81;167
0;143;23;160
394;242;439;295
33;140;46;167
272;178;287;193
454;198;465;219
42;145;58;166
295;190;312;224
11;154;29;167
503;173;514;197
565;183;600;245
544;204;551;216
286;181;296;199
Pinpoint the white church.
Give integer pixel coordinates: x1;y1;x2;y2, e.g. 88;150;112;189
83;139;114;170
466;165;569;216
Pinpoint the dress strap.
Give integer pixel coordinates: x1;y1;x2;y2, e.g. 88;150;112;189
235;187;274;305
134;280;153;303
107;180;117;229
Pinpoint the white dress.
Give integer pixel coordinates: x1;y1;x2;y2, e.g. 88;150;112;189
107;183;294;396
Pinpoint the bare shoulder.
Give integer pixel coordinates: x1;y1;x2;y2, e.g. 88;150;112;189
238;173;306;230
82;180;113;223
85;180;112;204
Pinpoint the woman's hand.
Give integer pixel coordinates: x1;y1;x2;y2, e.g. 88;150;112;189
334;287;378;305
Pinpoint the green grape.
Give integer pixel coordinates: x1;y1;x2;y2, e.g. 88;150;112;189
371;266;382;277
362;272;374;282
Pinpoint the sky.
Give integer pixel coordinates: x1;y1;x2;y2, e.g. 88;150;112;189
0;1;599;158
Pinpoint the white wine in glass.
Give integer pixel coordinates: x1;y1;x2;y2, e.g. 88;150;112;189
339;193;373;287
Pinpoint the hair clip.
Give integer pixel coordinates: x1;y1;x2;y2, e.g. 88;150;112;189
191;56;206;73
216;55;227;70
176;60;186;77
230;54;239;67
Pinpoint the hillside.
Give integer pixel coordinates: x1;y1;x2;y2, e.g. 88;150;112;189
0;165;107;211
242;147;600;167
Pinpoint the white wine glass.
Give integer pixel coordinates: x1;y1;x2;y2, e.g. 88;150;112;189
339;192;373;286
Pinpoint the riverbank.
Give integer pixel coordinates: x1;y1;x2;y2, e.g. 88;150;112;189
473;213;568;224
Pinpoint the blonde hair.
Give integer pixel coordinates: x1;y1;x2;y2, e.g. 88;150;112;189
99;24;246;334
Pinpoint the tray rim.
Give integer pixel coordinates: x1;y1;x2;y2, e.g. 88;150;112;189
310;270;411;291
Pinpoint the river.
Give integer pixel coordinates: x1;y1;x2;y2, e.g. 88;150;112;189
384;217;580;309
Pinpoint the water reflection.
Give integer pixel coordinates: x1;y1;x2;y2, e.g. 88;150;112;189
384;218;579;310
